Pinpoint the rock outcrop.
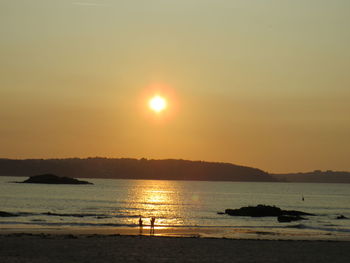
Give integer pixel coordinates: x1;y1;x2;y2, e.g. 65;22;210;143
336;215;348;219
277;215;306;222
0;211;18;217
19;174;93;185
224;205;314;221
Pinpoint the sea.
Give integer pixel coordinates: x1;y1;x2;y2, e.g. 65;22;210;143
1;176;350;240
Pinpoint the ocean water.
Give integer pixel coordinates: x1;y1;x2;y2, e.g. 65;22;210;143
1;176;350;240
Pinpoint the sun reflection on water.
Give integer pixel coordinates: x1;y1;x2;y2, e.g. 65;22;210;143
127;180;185;228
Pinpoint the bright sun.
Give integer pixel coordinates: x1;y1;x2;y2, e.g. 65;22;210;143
149;95;167;113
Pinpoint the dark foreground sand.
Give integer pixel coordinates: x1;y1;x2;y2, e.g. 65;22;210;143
1;234;350;263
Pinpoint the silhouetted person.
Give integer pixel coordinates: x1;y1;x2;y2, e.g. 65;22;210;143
302;195;305;201
150;217;155;235
139;216;143;234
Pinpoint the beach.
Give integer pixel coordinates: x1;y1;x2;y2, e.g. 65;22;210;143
1;233;350;263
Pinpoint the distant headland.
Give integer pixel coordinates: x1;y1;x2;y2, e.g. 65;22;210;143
272;170;350;184
0;158;349;183
0;158;272;182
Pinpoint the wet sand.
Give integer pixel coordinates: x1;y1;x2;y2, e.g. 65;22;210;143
1;233;350;263
2;225;349;241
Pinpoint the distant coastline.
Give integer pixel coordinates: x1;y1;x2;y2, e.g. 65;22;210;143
0;158;349;183
271;170;350;184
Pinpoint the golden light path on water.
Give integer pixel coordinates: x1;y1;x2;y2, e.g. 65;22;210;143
124;180;193;229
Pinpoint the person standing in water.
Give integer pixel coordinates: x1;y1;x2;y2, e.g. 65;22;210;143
150;217;155;235
138;216;143;235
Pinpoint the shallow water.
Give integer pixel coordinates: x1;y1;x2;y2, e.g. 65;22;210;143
1;177;350;240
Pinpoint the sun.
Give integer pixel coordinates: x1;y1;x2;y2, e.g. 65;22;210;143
149;95;167;113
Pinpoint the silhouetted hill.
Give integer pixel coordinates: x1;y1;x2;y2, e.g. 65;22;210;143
0;158;274;182
271;170;350;183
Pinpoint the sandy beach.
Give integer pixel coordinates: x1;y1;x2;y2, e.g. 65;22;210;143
1;233;350;263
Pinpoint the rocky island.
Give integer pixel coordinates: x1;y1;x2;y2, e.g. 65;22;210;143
19;174;93;185
223;204;314;222
0;211;18;217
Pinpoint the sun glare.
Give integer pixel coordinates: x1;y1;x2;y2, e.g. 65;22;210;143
149;96;167;113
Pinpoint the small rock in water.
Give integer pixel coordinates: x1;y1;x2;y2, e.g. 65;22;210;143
277;215;306;223
336;215;348;219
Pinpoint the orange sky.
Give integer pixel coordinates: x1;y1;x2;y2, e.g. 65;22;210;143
1;1;349;173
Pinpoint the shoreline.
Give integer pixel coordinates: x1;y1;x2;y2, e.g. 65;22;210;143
2;231;350;242
1;225;350;242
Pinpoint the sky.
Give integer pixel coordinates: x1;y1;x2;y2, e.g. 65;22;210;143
0;0;349;173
